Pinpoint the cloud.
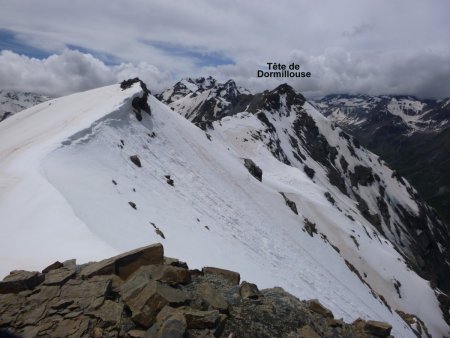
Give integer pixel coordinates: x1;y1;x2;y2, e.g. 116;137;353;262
0;0;449;98
142;40;234;67
0;50;172;96
342;23;375;38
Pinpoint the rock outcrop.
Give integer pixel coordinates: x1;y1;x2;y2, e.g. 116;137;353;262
0;244;393;338
243;158;262;182
121;78;151;121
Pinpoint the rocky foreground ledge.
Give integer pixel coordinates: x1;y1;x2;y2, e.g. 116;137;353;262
0;244;393;338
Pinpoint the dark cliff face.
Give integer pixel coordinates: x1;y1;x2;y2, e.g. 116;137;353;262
315;94;450;227
0;244;397;338
156;77;254;130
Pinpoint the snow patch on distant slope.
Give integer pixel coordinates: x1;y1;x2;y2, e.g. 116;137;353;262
0;90;50;121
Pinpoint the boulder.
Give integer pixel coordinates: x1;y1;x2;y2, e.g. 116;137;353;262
202;267;240;285
145;310;187;338
307;299;334;318
297;325;321;338
60;276;112;309
177;306;222;329
164;257;189;269
197;283;229;312
87;299;123;326
81;243;164;280
42;261;63;273
43;267;76;286
127;330;146;338
121;280;189;328
0;270;44;294
149;265;191;285
48;318;89;337
63;259;77;269
239;281;260;299
130;155;142;167
364;320;392;337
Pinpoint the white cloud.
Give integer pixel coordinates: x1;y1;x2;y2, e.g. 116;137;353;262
0;0;449;98
0;50;172;96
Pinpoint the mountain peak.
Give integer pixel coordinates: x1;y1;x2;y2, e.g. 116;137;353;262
250;83;305;114
156;78;252;129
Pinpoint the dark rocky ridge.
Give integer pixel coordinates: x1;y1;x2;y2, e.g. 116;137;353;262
156;77;255;130
0;244;399;338
121;78;151;121
314;94;450;227
245;85;450;299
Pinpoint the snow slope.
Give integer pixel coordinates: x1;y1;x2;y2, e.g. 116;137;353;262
0;82;448;336
0;85;141;274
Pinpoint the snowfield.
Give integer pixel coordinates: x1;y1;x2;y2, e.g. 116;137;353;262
0;83;448;337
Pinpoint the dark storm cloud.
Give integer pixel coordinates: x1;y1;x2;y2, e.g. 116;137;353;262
0;0;449;98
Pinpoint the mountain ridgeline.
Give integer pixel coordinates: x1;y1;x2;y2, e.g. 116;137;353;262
159;77;450;322
1;78;450;336
314;94;450;226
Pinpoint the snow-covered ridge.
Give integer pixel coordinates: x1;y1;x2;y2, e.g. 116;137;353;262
0;83;143;277
0;80;449;336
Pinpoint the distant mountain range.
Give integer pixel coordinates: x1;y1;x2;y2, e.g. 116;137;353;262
1;79;449;336
0;90;50;122
314;94;450;226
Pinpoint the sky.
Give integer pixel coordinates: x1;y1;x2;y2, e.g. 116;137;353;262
0;0;449;98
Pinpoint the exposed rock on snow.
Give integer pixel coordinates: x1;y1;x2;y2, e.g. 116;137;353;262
129;155;142;167
243;158;262;181
122;78;151;121
280;192;298;215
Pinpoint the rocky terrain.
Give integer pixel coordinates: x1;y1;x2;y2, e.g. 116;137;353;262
313;94;450;225
156;76;252;130
0;244;399;338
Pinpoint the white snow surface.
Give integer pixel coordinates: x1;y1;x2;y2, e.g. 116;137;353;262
0;84;448;337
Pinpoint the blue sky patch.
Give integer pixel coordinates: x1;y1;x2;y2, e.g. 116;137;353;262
143;40;234;67
0;29;52;59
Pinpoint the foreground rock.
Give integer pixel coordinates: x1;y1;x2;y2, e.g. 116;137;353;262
0;244;394;337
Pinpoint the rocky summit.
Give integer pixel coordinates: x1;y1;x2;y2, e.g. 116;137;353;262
0;244;396;338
